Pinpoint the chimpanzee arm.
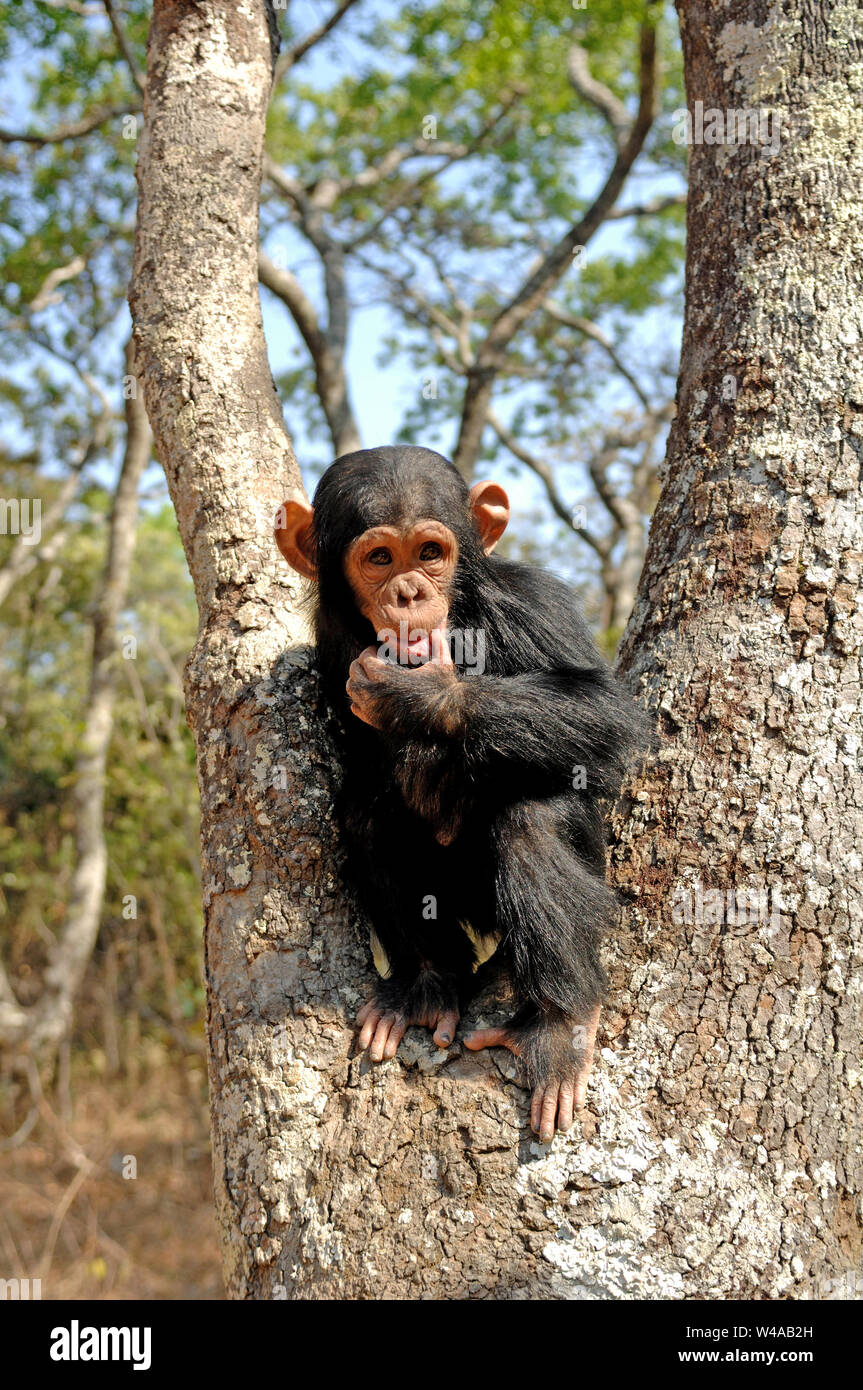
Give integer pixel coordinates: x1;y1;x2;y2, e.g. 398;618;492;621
367;660;639;797
461;665;637;794
349;659;639;845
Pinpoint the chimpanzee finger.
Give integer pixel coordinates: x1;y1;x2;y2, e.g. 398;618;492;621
369;1013;399;1062
528;1082;556;1141
462;1026;518;1054
557;1080;574;1132
530;1085;542;1134
347;668;370;693
357;1006;384;1051
382;1017;408;1059
357;651;386;679
538;1083;559;1143
574;1068;590;1110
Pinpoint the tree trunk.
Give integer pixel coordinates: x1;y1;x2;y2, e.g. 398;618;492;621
131;0;861;1300
604;0;863;1296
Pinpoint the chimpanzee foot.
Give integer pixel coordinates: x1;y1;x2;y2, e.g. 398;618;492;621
356;973;460;1062
464;1003;600;1142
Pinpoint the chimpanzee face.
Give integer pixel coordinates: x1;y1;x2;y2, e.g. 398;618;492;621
275;448;509;661
341;518;457;660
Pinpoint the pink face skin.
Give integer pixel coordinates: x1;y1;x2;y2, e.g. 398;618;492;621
342;520;458;660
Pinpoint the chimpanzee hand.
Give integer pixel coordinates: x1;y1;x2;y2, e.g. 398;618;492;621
346;628;460;733
464;1004;600;1143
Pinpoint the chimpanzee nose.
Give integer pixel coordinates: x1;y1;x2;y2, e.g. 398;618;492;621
395;576;420;602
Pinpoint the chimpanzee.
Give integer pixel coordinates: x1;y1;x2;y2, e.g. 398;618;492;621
275;445;643;1141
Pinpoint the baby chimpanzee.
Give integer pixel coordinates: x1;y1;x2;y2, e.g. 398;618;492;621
276;445;642;1141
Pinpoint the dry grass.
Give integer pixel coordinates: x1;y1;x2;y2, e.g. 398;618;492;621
0;1057;223;1300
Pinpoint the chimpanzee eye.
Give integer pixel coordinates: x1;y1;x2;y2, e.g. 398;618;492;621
367;548;392;566
419;542;443;562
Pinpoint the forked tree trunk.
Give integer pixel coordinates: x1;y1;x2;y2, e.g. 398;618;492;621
131;0;861;1299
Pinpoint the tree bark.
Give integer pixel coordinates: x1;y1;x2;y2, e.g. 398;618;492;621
131;0;862;1300
604;0;863;1296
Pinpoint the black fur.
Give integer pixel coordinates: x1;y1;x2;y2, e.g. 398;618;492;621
309;446;644;1087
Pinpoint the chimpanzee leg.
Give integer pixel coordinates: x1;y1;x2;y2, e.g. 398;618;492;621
464;795;612;1138
343;799;477;1059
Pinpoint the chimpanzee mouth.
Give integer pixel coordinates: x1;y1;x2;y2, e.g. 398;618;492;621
375;620;443;664
398;630;432;663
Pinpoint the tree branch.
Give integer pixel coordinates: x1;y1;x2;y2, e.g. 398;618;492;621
544;299;652;409
262;153;308;216
452;21;659;474
486;410;607;557
606;192;686;220
0;445;96;610
334;140;474;200
344;89;525;247
259;250;327;360
28;254;88;312
275;0;362;81
24;330;116;419
258;249;361;455
103;0;146;93
0;103;137;145
586;409;672;530
567;43;630;150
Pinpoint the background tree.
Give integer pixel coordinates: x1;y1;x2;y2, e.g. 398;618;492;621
0;340;151;1057
1;1;686;646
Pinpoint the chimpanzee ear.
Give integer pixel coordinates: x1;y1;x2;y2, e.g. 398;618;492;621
274;498;317;581
469;481;510;554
